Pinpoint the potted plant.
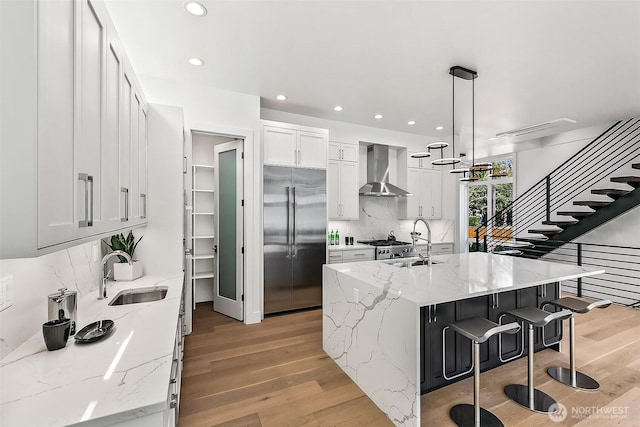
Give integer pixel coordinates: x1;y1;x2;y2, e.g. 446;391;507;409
104;231;144;281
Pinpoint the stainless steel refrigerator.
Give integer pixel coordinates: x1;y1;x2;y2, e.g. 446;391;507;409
264;166;327;314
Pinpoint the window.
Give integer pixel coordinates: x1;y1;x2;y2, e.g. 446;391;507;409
467;158;514;251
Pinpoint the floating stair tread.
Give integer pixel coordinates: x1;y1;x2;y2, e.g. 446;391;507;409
515;236;549;242
494;250;522;255
611;176;640;183
501;241;535;248
542;220;578;227
573;200;612;207
528;228;563;235
632;163;640;170
557;210;593;217
591;188;631;197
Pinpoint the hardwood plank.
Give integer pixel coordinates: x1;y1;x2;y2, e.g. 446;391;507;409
180;302;640;426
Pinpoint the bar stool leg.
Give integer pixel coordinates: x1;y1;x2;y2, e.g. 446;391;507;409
450;342;504;427
505;324;558;413
474;342;480;426
547;315;600;390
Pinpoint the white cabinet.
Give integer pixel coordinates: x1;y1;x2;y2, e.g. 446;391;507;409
399;168;442;219
166;290;185;426
328;141;359;220
36;0;81;247
327;247;375;264
262;121;327;169
398;149;442;220
328;141;358;162
1;0;149;258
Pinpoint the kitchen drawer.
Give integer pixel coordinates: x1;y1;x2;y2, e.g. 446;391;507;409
328;252;344;264
342;248;375;262
328;248;375;263
417;243;453;256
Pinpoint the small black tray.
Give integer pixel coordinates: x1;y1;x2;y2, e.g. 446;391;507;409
74;320;115;344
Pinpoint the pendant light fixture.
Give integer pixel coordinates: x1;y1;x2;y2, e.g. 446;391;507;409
431;67;465;166
443;65;494;182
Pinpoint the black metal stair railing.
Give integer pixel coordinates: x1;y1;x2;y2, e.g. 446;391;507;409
529;241;640;307
473;118;640;253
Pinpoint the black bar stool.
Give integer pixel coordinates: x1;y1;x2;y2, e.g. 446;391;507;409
448;317;520;427
543;297;611;390
503;306;572;413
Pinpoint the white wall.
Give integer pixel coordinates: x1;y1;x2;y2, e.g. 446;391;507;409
140;75;263;324
0;241;102;359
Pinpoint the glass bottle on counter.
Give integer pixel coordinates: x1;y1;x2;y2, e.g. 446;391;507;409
329;230;335;245
335;229;340;246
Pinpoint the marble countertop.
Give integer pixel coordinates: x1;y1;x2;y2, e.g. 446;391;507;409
325;252;604;306
0;274;184;426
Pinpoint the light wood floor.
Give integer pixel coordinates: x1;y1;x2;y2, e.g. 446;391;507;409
179;301;640;426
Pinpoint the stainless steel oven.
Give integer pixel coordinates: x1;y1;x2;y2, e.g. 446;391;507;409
357;240;415;260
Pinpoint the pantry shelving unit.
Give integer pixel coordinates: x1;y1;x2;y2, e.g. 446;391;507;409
191;161;216;302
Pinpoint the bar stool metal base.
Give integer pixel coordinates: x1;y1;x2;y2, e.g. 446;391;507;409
450;404;504;427
504;384;558;414
548;366;600;391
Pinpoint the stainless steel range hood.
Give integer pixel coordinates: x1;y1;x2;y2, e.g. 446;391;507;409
358;144;412;197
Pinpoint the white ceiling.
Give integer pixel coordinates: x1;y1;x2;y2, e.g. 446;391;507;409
104;0;640;155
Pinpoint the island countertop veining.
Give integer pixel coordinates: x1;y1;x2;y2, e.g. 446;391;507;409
322;252;605;427
326;251;605;307
0;274;184;427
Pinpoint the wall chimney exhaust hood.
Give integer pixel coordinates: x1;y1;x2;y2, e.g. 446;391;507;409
358;144;412;197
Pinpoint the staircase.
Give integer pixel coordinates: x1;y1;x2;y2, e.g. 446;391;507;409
473;118;640;258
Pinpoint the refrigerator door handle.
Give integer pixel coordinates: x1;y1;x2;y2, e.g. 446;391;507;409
292;186;297;259
286;186;291;259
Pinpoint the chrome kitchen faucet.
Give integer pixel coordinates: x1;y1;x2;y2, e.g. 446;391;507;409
99;251;132;300
411;217;432;266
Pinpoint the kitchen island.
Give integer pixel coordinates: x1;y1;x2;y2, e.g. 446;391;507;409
322;252;604;427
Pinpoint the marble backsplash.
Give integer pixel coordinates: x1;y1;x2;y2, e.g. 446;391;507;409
0;240;102;359
329;196;455;244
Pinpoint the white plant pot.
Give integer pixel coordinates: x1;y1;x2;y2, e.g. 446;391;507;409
113;261;143;281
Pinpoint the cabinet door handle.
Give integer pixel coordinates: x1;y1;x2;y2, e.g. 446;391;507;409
140;193;147;219
432;206;434;217
121;187;129;222
78;174;93;227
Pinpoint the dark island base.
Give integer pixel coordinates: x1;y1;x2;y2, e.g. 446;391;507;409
421;282;562;394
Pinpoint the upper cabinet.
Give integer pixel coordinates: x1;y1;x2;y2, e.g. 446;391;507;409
398;150;442;220
1;0;149;258
262;121;327;169
328;141;359;220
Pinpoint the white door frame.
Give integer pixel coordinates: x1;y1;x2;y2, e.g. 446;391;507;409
189;123;261;325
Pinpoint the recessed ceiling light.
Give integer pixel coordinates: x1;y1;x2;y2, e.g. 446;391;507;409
435;126;444;130
334;106;343;111
183;1;207;16
489;137;498;141
188;57;204;66
408;120;416;125
374;114;383;119
276;94;287;101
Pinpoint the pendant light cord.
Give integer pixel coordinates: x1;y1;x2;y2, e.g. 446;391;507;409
472;77;475;167
452;72;455;168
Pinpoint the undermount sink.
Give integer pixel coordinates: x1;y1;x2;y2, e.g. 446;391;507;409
383;257;444;268
108;286;168;306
